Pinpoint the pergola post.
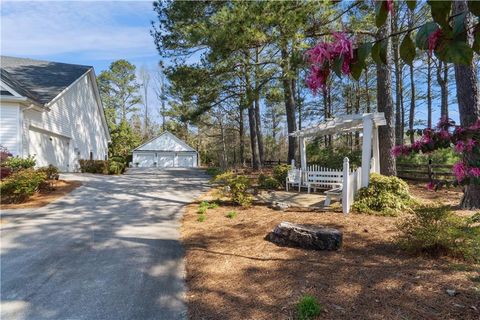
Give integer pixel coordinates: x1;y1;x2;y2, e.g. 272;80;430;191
299;137;307;171
361;115;373;187
372;125;380;173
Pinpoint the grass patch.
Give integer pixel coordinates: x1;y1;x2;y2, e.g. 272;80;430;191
296;295;322;320
197;214;207;222
226;211;237;219
197;206;207;214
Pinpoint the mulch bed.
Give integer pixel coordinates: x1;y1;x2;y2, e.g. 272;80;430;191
1;180;81;210
181;183;480;320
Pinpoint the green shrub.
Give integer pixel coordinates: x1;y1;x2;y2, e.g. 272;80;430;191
4;156;36;171
37;165;60;180
208;202;218;209
398;206;480;262
197;214;207;222
197;206;207;214
273;164;290;187
108;161;125;175
79;160;109;174
226;211;237;219
296;295;322;320
214;171;252;206
206;167;223;178
352;173;416;216
199;201;218;210
258;173;280;189
0;169;47;203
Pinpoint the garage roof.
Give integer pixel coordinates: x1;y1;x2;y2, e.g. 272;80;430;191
133;131;196;152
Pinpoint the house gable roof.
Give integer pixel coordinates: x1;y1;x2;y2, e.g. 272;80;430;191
133;131;196;152
0;56;91;105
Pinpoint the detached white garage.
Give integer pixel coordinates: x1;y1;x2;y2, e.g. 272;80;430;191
132;131;198;168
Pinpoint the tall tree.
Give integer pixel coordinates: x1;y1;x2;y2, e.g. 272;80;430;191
98;60;141;123
376;13;397;176
139;66;152;139
453;0;480;209
98;60;142;157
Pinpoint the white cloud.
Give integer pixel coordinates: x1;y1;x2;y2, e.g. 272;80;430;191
0;1;158;60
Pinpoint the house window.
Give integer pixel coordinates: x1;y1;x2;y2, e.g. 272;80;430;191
90;151;93;160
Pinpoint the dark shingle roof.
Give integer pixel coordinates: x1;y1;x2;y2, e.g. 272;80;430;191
0;56;92;105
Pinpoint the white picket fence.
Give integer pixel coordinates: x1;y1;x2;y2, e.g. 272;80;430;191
287;157;362;214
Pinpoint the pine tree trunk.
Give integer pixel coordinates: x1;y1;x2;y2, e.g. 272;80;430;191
376;14;396;176
437;61;449;119
392;10;404;145
254;48;264;164
254;95;264;164
427;55;432;128
453;0;480;209
280;40;297;164
408;64;416;144
244;58;261;170
239;103;245;166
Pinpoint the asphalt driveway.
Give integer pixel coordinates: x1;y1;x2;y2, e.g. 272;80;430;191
0;168;210;320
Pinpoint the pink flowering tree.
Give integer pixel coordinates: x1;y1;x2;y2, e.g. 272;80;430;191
392;117;480;205
304;1;480;92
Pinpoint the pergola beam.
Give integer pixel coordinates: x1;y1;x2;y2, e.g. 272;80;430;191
291;112;386;184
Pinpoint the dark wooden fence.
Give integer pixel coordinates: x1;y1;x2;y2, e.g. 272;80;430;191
397;160;454;182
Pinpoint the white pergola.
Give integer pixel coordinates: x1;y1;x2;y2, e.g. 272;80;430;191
289;112;387;187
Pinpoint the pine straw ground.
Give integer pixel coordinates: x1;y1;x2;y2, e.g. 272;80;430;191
181;184;480;320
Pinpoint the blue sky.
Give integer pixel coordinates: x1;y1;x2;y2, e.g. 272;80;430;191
0;0;464;128
1;1;160;73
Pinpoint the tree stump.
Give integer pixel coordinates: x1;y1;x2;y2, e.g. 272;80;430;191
267;222;342;251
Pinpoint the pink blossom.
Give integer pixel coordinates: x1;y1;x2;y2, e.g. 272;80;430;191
438;129;451;140
428;29;442;55
412;140;424;151
469;167;480;178
453;126;465;137
421;134;432;144
455;141;465;153
305;65;329;94
331;32;354;60
436;116;451;129
391;145;404;157
465;138;476;152
453;161;467;182
386;0;394;13
305;42;331;66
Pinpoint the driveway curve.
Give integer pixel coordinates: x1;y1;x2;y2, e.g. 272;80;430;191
1;168;210;320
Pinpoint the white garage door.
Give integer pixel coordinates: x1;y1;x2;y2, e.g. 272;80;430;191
136;153;155;167
158;154;174;167
178;155;195;167
29;129;69;171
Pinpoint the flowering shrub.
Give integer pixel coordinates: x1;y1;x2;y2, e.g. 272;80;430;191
392;117;480;188
305;32;355;92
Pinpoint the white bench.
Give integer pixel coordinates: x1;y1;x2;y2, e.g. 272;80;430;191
324;187;342;206
286;169;302;192
306;171;343;193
